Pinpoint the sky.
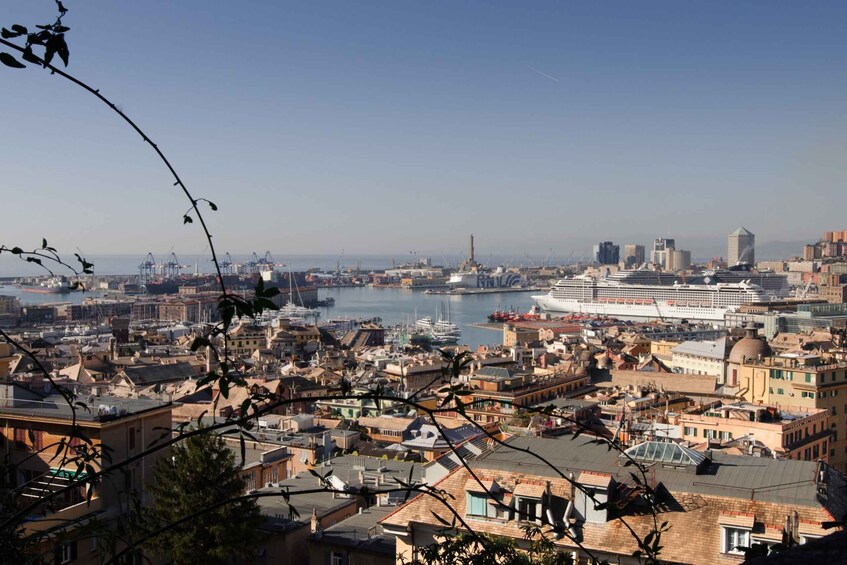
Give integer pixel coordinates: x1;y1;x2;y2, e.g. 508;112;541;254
2;1;847;263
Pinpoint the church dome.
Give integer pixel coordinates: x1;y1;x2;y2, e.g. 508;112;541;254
728;323;771;364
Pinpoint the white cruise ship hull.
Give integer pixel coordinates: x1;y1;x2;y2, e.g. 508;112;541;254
533;295;730;322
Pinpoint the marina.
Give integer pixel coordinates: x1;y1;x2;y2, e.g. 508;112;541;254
317;286;535;348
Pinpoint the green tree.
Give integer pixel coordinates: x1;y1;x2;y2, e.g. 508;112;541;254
140;429;264;565
408;529;575;565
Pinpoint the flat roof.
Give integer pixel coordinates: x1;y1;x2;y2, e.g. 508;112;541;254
0;393;173;423
315;505;397;554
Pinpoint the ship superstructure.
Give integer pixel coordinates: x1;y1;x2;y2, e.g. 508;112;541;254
602;265;789;298
533;275;768;321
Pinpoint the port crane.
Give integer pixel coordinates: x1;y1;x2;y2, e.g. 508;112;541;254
163;251;184;279
138;253;157;285
219;252;235;275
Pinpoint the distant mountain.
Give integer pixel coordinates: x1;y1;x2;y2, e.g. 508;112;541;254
690;240;808;263
754;240;808;260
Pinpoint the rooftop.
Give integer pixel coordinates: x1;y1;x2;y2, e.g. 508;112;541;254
0;390;173;423
472;436;830;507
314;505;397;554
671;337;727;360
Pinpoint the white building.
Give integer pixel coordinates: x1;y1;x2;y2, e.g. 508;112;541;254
671;337;728;383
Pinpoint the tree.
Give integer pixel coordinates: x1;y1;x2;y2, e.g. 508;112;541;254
0;5;672;565
407;528;576;565
139;429;264;565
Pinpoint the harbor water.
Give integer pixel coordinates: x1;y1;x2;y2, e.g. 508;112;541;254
318;286;536;348
0;282;537;349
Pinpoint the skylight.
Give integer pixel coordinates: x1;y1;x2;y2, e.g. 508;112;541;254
622;441;706;467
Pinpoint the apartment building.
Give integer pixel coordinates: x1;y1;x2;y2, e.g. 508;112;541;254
0;383;174;563
382;436;846;564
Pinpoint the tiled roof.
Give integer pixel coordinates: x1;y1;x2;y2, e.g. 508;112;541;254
381;463;838;565
578;471;613;488
513;482;546;498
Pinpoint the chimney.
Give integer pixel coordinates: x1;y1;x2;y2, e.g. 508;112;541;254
310;508;321;533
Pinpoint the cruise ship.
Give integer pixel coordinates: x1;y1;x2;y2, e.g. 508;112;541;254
598;264;789;298
533;275;769;322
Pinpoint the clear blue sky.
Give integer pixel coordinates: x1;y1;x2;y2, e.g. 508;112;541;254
3;1;847;261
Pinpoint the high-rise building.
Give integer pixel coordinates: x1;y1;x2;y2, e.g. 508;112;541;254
593;241;620;265
728;227;755;266
652;238;675;269
670;249;691;271
622;244;645;268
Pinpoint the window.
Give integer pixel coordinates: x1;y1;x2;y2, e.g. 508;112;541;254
684;426;698;437
330;552;346;565
805;374;812;383
14;428;26;449
60;541;77;563
128;426;136;450
517;496;538;522
32;430;44;451
750;537;778;554
722;527;750;555
719;431;733;441
467;493;488;517
777;388;784;395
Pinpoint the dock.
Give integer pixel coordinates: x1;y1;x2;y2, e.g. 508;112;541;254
424;287;546;296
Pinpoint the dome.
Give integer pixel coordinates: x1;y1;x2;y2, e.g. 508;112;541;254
729;323;771;364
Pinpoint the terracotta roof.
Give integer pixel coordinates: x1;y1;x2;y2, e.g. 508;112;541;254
381;436;844;565
512;482;546;498
359;416;417;432
465;478;497;493
579;471;613;488
381;466;839;565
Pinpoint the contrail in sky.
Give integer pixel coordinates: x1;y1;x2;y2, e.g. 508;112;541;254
527;65;560;83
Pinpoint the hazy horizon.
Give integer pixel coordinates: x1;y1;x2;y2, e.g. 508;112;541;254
3;1;846;256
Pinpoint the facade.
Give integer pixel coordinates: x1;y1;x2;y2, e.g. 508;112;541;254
652;238;675;269
763;303;847;338
0;384;174;563
0;294;21;315
622;244;646;269
459;367;591;425
728;227;755;266
678;402;830;462
736;351;847;472
593;241;620;265
670;337;728;383
669;249;692;271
